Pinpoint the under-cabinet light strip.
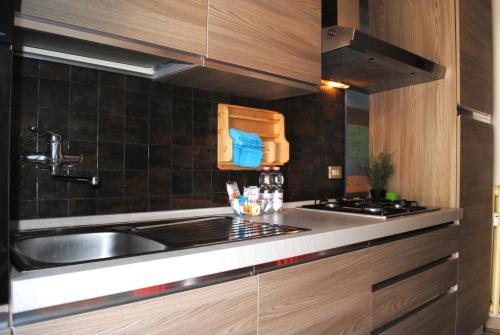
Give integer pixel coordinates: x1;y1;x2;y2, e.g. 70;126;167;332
20;46;155;75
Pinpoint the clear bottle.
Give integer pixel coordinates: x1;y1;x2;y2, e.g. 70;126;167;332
272;167;284;211
259;167;274;213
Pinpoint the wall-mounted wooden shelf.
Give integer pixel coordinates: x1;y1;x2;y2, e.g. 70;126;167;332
217;104;289;170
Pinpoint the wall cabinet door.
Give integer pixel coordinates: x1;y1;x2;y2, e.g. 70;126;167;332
458;0;493;114
207;0;321;84
15;276;258;335
18;0;208;55
258;248;372;335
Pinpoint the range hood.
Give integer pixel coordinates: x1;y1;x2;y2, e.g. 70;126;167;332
321;0;446;93
322;26;446;93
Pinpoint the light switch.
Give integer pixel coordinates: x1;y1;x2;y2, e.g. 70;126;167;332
328;166;342;179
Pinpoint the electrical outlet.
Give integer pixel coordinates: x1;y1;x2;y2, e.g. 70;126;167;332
328;166;342;179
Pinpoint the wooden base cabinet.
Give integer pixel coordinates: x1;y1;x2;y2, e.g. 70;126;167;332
14;277;258;335
378;293;457;335
370;225;459;335
372;259;458;329
13;226;462;335
258;248;372;335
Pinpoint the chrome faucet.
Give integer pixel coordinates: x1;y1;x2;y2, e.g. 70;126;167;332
23;127;100;187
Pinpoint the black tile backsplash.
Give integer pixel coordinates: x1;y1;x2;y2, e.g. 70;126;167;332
10;57;345;220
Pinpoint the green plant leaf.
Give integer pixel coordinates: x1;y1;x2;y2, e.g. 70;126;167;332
365;151;395;190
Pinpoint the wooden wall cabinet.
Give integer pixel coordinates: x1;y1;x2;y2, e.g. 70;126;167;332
15;277;258;335
258;248;372;335
18;0;208;56
15;0;320;100
457;0;493;115
207;0;321;85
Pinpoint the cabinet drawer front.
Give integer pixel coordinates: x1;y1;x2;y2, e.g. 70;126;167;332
372;225;458;283
15;276;258;335
378;293;456;335
19;0;207;55
258;248;371;335
373;258;457;329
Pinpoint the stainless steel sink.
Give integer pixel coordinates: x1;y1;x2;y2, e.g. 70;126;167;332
12;232;167;266
11;216;307;271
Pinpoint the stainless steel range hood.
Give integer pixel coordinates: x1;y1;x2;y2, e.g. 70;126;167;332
322;26;446;93
321;0;446;93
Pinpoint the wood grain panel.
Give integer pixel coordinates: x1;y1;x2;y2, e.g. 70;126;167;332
368;0;458;208
457;116;493;335
15;277;258;335
379;293;456;335
258;248;372;335
372;225;458;283
14;16;203;66
346;175;370;194
18;0;207;55
207;0;321;84
458;0;493;114
337;0;360;29
372;258;457;329
159;61;317;100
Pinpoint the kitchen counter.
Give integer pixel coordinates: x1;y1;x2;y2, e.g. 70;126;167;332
10;203;462;316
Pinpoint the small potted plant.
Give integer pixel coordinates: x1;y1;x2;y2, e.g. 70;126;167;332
365;151;394;201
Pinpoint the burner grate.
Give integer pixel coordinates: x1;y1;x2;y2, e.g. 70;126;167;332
302;198;439;218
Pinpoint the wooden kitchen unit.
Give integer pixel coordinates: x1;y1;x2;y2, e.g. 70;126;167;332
258;248;372;335
368;0;493;333
15;277;258;335
207;0;321;84
14;0;321;100
13;222;460;335
457;0;493;114
16;0;208;57
370;224;459;334
368;0;458;208
4;0;494;334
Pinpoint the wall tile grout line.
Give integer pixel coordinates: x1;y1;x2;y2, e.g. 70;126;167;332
95;69;101;215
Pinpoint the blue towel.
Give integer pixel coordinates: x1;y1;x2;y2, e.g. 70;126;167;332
229;128;263;168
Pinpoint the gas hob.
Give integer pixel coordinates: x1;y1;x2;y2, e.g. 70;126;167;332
298;198;439;219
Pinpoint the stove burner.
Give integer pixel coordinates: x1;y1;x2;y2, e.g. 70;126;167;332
325;203;341;209
362;205;385;214
304;198;438;218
